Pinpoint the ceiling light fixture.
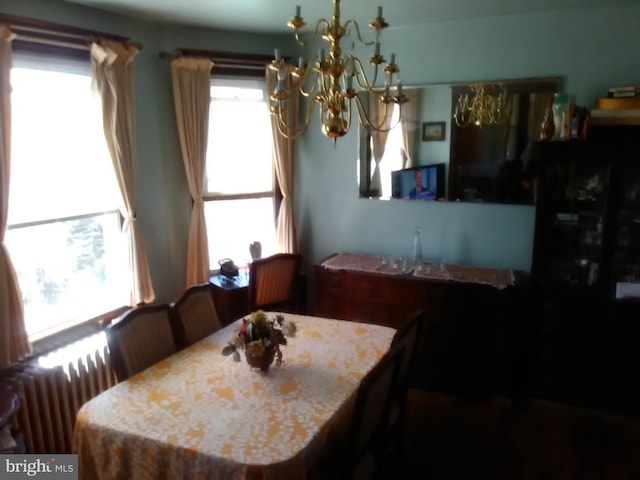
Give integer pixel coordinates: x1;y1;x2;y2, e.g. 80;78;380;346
453;83;510;128
268;1;407;141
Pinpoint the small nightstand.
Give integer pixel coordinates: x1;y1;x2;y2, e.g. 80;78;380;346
210;274;250;326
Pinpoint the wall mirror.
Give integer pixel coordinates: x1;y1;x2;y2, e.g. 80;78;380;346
358;77;563;205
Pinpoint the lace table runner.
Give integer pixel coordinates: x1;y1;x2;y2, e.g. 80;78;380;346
321;253;515;289
413;262;515;289
321;253;385;273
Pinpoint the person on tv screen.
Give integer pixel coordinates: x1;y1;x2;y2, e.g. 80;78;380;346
408;169;435;200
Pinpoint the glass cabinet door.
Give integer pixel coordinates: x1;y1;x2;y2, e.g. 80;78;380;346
611;160;640;299
534;158;610;288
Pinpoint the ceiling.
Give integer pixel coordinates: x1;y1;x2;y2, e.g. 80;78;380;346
62;0;640;34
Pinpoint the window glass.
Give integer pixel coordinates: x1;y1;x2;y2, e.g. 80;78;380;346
205;78;276;269
206;81;273;195
204;198;276;268
6;61;128;341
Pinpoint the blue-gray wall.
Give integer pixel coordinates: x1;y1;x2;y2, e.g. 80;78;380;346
417;86;452;167
296;5;640;280
0;0;290;302
3;0;640;304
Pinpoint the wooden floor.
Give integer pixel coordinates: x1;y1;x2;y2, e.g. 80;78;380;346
401;391;640;480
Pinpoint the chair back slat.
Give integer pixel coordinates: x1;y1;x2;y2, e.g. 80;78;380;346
342;346;404;479
391;309;425;392
172;284;222;349
249;253;302;312
106;304;177;382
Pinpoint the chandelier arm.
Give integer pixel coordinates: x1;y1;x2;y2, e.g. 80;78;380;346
300;92;321;133
313;18;331;43
350;55;379;91
319;70;331;100
297;67;322;97
343;19;376;47
454;112;473;128
353;95;399;132
275;116;303;140
379;103;403;132
274;91;320;139
343;96;353;133
353;94;375;130
276;115;304;139
293;31;305;47
292;18;330;47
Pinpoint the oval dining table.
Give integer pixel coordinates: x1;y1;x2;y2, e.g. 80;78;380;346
73;312;396;479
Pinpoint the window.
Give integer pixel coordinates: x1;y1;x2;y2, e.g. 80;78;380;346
5;53;128;342
205;78;276;268
372;107;404;198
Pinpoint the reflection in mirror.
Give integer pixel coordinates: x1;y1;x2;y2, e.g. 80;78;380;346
358;77;563;205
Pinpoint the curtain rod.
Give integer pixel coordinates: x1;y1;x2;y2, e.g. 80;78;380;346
158;49;285;75
158;51;265;69
0;13;142;51
180;48;274;63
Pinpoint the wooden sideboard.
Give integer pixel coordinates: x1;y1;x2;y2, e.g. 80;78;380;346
314;253;521;399
314;253;640;416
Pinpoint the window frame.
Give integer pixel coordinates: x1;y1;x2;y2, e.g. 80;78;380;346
6;47;130;349
204;72;278;271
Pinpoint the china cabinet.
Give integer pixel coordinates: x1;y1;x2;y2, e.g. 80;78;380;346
530;131;640;299
530;140;613;293
528;129;640;415
609;154;640;300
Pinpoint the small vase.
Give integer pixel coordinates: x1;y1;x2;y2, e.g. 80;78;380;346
245;346;276;372
539;97;555;141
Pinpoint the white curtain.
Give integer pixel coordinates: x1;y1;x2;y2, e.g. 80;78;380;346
265;64;299;254
368;95;394;195
400;89;420;168
0;24;31;367
91;40;155;305
170;56;214;287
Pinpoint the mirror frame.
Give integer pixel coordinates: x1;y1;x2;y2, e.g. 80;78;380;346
358;76;563;204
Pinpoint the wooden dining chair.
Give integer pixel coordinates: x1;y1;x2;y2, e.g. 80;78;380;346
170;283;223;349
385;310;426;468
248;253;302;312
106;304;177;382
331;346;404;480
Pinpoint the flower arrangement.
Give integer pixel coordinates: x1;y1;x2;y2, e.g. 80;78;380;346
221;310;296;371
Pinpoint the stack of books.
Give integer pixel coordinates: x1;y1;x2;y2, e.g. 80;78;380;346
591;88;640;125
607;85;640;98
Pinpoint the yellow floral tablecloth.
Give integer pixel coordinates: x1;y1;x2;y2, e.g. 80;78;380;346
73;313;396;480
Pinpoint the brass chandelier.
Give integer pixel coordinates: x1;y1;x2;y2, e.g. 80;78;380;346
453;84;510;128
268;1;408;140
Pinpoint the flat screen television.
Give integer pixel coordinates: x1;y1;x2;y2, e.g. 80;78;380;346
391;163;446;200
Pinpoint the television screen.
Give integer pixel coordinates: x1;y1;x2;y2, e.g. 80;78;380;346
391;163;446;200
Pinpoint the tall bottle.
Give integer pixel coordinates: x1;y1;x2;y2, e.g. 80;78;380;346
413;226;423;264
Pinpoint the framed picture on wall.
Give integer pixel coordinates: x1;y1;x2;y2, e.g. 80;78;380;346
422;121;446;141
